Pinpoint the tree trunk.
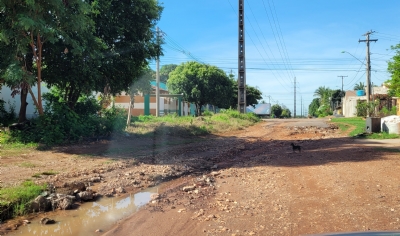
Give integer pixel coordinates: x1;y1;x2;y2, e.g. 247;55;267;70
18;88;28;122
29;32;44;115
196;104;202;116
126;95;134;128
18;49;33;122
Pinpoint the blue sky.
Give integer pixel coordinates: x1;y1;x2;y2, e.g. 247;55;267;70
150;0;400;115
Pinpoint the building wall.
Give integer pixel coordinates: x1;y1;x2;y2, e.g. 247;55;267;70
114;94;187;116
397;98;400;116
0;83;50;119
343;96;363;117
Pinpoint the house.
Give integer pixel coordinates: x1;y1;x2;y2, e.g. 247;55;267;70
113;81;194;116
342;86;396;117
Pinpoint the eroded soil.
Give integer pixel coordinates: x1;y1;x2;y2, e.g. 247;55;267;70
1;119;400;235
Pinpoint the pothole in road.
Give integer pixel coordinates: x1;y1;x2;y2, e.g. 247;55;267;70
8;187;159;236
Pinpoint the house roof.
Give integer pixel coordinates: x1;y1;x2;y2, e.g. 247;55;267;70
345;90;356;97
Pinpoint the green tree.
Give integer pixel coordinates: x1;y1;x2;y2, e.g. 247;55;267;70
0;0;93;116
228;73;262;108
354;82;365;91
308;98;320;117
271;104;282;118
167;61;232;115
281;108;291;118
160;64;178;83
42;0;162;110
314;86;332;104
387;44;400;97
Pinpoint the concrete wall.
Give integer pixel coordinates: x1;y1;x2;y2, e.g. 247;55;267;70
0;83;50;119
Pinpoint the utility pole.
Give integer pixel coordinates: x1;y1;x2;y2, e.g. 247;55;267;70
156;27;161;117
337;75;347;92
294;77;296;118
359;31;377;105
238;0;246;113
267;95;271;104
300;96;302;118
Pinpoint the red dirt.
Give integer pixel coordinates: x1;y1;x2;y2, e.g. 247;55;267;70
102;120;400;236
1;119;400;236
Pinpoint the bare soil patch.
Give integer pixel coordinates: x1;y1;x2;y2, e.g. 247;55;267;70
1;119;400;235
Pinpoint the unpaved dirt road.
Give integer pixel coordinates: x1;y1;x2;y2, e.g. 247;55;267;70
1;118;400;236
101;119;400;236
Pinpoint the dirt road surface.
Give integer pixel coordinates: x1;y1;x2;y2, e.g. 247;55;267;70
1;118;400;235
102;119;400;236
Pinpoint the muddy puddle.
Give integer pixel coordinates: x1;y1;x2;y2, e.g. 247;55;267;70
8;187;159;236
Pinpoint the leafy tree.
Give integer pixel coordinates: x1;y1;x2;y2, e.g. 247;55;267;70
1;0;163;120
167;61;232;115
160;64;177;83
229;80;263;109
271;104;282;118
330;89;344;110
314;86;332;104
228;73;262;109
354;82;365;91
308;98;320;117
281;108;291;118
43;0;163;110
387;44;400;97
0;0;93;116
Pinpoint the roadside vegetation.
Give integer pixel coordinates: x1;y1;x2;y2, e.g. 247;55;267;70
0;181;47;219
0;108;259;222
330;117;399;139
128;109;260;136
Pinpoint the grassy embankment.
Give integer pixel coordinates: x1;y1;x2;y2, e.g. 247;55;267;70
330;117;399;139
0;109;260;220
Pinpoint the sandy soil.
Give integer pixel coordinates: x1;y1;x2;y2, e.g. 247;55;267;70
1;119;400;235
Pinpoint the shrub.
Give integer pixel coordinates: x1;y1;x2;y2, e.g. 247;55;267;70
0;99;16;126
8;92;127;146
202;109;213;116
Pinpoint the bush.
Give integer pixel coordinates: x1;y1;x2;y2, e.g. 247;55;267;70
355;100;379;117
8;93;127;146
0;99;16;126
380;106;397;116
219;108;260;122
202;109;213;116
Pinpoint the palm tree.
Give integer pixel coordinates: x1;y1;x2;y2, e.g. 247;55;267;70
354;82;365;91
314;86;331;101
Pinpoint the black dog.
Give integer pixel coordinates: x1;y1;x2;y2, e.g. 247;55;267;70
291;143;301;152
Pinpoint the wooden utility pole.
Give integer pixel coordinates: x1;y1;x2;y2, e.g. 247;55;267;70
359;31;377;105
337;75;347;92
238;0;246;113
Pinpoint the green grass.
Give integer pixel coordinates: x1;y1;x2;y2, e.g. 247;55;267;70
330;117;366;136
331;117;399;139
128;109;260;135
32;171;58;178
0;180;47;217
0;131;38;156
366;132;399;139
18;162;36;168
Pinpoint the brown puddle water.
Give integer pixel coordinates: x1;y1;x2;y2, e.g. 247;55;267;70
8;187;158;236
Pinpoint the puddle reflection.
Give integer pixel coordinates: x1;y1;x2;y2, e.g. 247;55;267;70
9;187;158;236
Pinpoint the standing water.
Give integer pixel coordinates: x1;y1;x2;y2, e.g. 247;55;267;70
9;187;158;236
